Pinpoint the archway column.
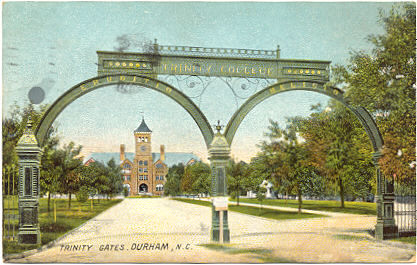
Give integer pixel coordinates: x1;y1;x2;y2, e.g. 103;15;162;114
373;151;398;239
15;119;42;244
208;132;230;243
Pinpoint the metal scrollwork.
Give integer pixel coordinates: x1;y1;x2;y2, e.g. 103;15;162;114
160;75;275;109
219;77;275;108
159;75;215;106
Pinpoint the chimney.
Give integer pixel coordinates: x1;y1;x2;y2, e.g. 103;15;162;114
160;145;165;161
120;144;125;161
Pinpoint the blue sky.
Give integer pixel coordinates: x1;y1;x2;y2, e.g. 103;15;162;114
2;1;395;162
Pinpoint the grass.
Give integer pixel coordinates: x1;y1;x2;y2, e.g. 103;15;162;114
390;236;416;245
231;198;376;215
200;243;292;263
3;197;122;255
172;198;326;220
332;234;371;241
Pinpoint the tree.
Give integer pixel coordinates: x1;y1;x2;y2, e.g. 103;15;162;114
260;119;310;213
332;3;416;184
227;160;248;205
164;163;185;196
3;103;59;194
295;102;374;207
51;142;83;208
181;162;211;195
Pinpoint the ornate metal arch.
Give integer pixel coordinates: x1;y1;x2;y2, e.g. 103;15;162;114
224;80;383;152
35;74;214;148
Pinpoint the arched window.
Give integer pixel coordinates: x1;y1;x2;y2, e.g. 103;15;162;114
139;168;143;173
139;160;143;166
144;160;148;166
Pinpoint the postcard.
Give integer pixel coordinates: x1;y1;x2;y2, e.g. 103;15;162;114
2;1;416;263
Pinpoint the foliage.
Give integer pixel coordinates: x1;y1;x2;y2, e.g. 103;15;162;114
332;3;416;184
2;103;59;195
294;102;375;205
227;160;248;205
51;142;83;208
76;186;89;203
181;162;211;195
164;163;185;196
258;119;313;212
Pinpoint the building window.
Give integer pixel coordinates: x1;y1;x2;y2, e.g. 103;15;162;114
145;137;148;142
139;168;143;173
156;163;163;169
160;175;164;181
123;163;131;169
144;167;148;173
144;175;148;180
156;184;164;191
156;176;159;180
139;160;143;166
144;161;148;166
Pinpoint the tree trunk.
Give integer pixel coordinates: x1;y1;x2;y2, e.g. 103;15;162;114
297;187;302;213
47;192;51;213
68;192;72;209
338;177;345;208
237;184;240;206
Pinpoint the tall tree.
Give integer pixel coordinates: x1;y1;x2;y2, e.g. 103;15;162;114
52;142;83;208
295;102;374;207
259;119;311;212
332;3;416;184
164;163;185;196
227;160;248;205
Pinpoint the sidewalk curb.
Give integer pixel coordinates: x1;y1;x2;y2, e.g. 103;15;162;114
3;199;124;262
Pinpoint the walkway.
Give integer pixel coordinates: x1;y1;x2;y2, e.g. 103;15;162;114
6;198;416;263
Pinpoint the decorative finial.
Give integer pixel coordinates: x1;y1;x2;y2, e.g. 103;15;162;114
140;111;144;120
26;116;33;130
213;120;224;134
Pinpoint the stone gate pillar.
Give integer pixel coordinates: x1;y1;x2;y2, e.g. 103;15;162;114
373;151;398;240
208;126;230;243
16;119;42;244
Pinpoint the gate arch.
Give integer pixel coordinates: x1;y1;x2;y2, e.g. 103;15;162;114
224;80;383;152
35;74;214;148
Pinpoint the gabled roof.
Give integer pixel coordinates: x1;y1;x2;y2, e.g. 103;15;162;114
134;118;152;133
84;152;200;168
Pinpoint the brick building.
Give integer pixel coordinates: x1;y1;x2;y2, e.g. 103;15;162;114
85;118;199;196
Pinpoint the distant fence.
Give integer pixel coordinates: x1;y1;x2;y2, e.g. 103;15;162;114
3;165;18;241
394;179;416;236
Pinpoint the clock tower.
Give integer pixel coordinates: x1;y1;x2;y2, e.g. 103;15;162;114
133;117;153;194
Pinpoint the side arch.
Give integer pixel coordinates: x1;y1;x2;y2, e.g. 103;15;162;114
224;80;383;152
35;74;214;148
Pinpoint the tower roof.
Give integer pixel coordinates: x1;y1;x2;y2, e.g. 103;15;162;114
134;118;152;133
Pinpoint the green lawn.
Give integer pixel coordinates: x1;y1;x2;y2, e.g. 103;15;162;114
172;198;326;220
231;198;376;215
390;236;416;245
3;197;122;255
